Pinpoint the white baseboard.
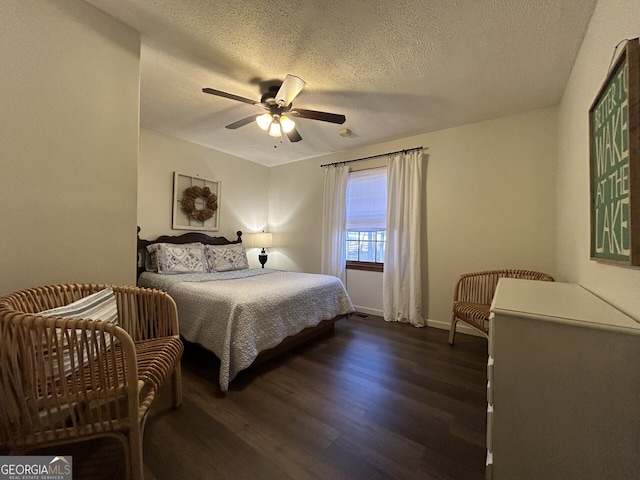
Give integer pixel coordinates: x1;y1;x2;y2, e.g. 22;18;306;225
352;305;484;338
426;318;485;337
352;305;383;317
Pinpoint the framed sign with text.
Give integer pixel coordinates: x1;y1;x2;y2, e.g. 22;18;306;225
589;38;640;266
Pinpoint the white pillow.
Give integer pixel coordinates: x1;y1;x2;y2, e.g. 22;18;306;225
147;242;206;274
204;244;249;272
38;288;118;378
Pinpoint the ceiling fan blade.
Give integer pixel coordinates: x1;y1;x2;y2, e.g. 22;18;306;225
290;108;346;124
225;114;261;129
275;74;306;107
202;87;260;106
285;127;302;143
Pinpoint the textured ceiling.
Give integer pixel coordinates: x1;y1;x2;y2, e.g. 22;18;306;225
85;0;597;166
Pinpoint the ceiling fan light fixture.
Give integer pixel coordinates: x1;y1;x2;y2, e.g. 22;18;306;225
280;115;295;133
204;74;345;144
256;113;273;130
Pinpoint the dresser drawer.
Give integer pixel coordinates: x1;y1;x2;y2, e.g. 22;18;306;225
486;403;494;453
487;356;494;405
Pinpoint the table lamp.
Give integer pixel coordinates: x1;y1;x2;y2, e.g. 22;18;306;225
253;232;273;268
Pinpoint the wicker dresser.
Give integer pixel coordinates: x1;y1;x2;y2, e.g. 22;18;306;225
486;279;640;480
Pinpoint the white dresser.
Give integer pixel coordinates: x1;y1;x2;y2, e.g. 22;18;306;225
486;278;640;480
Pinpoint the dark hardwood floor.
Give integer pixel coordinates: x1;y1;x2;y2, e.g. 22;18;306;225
146;314;488;480
30;315;489;479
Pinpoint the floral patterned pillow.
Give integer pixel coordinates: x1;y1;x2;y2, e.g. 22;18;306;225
147;242;206;274
204;244;249;272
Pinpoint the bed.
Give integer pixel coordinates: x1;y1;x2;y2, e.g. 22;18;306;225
137;229;354;390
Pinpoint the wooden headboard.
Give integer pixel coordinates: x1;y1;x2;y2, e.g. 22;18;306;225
137;227;243;279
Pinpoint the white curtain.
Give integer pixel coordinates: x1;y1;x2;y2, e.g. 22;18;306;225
321;165;349;284
383;149;425;327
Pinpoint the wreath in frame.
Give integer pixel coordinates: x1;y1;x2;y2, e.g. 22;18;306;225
181;186;218;222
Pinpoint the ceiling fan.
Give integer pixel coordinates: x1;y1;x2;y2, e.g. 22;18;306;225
202;74;346;143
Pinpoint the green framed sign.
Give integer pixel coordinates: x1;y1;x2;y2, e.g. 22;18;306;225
589;38;640;266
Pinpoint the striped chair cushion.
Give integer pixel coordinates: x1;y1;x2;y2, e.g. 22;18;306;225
38;288;118;377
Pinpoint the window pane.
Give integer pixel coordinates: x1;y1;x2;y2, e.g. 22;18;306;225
376;240;386;262
359;231;374;242
345;230;386;264
359;238;375;262
346;241;359;260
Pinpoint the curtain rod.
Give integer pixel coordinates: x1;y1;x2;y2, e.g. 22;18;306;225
320;146;423;168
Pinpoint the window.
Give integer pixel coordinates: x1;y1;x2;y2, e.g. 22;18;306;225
345;167;387;272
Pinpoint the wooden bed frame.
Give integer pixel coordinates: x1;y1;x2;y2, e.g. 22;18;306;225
136;228;346;371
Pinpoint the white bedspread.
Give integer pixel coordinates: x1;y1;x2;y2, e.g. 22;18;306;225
139;269;354;390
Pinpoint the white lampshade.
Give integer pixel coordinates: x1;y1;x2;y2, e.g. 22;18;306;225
256;113;273;130
280;115;295;133
253;232;273;248
268;119;282;137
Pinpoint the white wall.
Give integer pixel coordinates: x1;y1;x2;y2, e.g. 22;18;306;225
426;108;558;327
271;107;558;326
137;129;271;268
267;158;325;273
346;270;384;316
556;0;640;319
0;0;140;295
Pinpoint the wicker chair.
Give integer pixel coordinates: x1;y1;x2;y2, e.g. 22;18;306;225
0;284;183;480
448;270;554;344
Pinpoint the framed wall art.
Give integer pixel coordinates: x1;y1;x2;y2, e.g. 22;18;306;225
589;38;640;266
172;172;220;231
